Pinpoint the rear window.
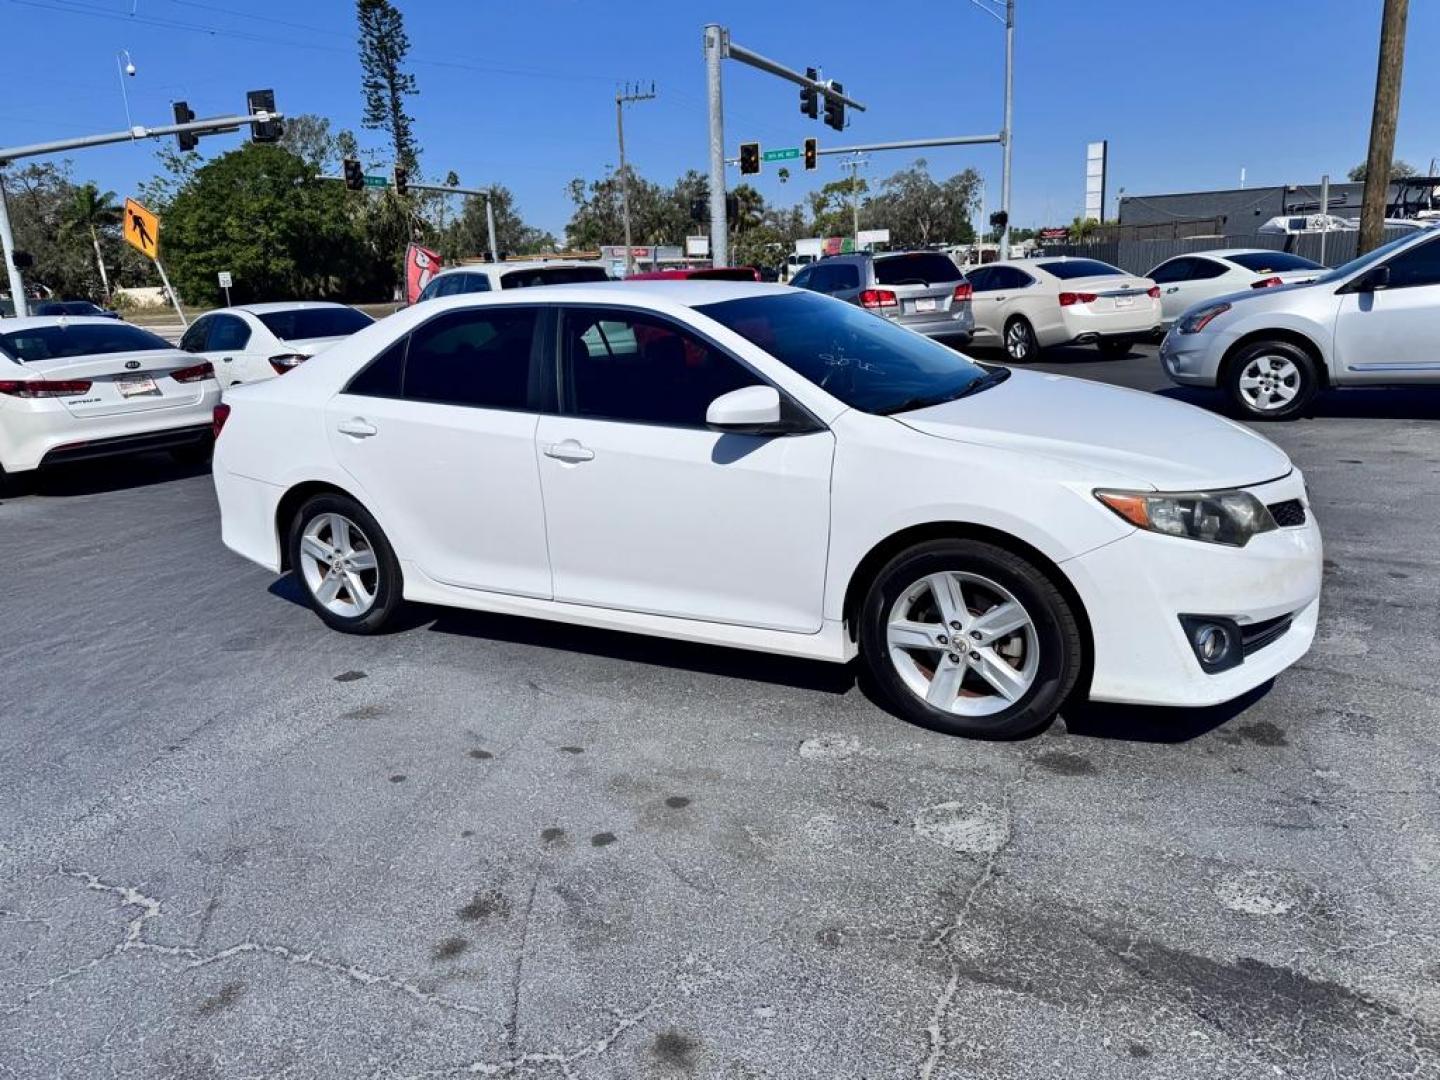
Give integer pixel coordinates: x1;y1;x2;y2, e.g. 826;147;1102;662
255;307;373;341
1226;251;1323;274
874;253;962;286
1035;259;1124;280
0;323;171;362
687;267;759;281
501;266;609;289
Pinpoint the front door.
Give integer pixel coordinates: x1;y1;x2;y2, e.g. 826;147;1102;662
325;305;554;597
1333;236;1440;384
535;306;835;633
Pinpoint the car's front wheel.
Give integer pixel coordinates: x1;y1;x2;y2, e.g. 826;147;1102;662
858;539;1083;739
1224;340;1319;421
287;493;403;634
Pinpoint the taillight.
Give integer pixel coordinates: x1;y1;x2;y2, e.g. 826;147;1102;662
0;378;92;398
1058;292;1098;307
1251;276;1284;289
268;353;310;374
952;282;973;301
858;289;898;309
212;403;231;439
170;361;214;383
1147;286;1161;299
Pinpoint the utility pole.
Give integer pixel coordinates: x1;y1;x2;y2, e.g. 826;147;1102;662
1359;0;1408;255
615;81;656;278
1000;0;1015;259
843;155;868;240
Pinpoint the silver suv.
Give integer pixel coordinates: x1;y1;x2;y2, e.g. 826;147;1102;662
790;251;974;342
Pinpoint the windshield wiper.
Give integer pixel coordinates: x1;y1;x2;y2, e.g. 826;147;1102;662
949;366;1011;400
878;367;1011;415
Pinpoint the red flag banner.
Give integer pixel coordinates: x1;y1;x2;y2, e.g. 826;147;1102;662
405;243;441;305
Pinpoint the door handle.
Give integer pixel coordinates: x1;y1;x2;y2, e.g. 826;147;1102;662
337;418;378;438
544;440;595;463
221;356;233;362
993;295;1007;301
1165;287;1179;294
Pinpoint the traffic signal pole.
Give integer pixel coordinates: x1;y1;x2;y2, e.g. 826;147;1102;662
0;110;282;317
703;24;865;267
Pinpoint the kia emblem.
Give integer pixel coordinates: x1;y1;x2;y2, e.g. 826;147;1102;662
125;360;141;370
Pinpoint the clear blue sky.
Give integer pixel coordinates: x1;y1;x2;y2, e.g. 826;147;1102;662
4;0;1437;237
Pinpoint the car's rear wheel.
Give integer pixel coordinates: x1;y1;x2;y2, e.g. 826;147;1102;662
1004;317;1039;362
287;494;403;634
858;539;1083;739
1225;340;1319;421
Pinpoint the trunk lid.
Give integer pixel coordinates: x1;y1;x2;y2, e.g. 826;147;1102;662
21;348;213;418
1058;274;1153;314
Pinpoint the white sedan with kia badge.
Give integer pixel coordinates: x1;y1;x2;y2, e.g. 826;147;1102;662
213;283;1321;738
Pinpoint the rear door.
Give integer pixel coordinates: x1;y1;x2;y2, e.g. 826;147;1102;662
196;314;259;386
1163;256;1235;322
1149;257;1195;323
534;304;834;632
324;305;554;596
873;253;965;327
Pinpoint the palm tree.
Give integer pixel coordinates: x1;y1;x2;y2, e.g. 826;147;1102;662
1068;215;1099;244
63;183;121;301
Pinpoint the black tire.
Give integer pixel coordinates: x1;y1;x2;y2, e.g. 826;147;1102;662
286;493;404;634
1223;339;1319;421
1003;317;1039;362
169;438;213;466
858;539;1083;739
1096;337;1133;358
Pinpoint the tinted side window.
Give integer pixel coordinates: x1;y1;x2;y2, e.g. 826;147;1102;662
831;263;861;290
1384;238;1440;288
790;267;813;289
403;307;539;409
344;337;406;398
416;277;445;302
807;265;836;292
965;267;995;292
208;315;251;351
1148;259;1190;285
562;307;760;427
179;318;210;353
992;267;1033;290
461;273;492;294
1187;258;1229;281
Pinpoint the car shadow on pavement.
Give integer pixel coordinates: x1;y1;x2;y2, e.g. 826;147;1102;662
1057;682;1273;744
3;452;211;500
1158;384;1440;421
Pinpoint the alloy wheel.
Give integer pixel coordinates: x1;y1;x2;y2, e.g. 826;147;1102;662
886;570;1039;716
1005;322;1031;360
298;512;380;618
1237;354;1301;411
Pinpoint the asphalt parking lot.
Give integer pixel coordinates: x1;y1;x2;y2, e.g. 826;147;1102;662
3;344;1439;1079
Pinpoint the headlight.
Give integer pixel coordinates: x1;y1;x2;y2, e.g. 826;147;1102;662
1176;302;1230;334
1095;489;1277;547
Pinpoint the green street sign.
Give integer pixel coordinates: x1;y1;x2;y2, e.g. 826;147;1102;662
363;175;389;189
762;147;800;162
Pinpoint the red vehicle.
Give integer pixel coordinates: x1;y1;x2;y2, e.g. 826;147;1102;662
625;266;761;282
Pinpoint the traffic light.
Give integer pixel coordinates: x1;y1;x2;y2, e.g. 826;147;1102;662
823;81;845;132
990;210;1009;231
246;88;282;143
803;137;818;171
172;101;197;151
739;142;760;176
343;158;364;191
800;67;819;119
393;165;409;196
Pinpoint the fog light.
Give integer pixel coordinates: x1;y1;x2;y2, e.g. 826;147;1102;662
1178;615;1243;673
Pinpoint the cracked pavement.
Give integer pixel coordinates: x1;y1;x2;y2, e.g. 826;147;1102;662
2;345;1439;1078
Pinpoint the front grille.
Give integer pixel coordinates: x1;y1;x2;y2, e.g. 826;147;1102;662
1239;613;1293;657
1267;499;1307;527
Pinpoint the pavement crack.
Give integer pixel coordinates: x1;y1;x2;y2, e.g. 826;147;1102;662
507;863;544;1059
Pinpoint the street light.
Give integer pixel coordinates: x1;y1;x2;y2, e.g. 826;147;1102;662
116;50;137;133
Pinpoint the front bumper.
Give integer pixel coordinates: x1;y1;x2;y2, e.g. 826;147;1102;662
1063;472;1322;707
1160;328;1229;387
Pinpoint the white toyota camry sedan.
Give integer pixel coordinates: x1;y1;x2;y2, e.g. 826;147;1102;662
213;282;1322;738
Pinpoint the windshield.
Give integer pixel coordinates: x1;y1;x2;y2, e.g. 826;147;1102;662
1036;259;1125;280
1227;251;1322;273
501;266;609;289
696;291;999;415
0;323;171;362
256;307;373;341
1315;233;1417;284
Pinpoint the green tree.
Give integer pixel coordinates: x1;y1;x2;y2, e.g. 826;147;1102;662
1347;158;1417;182
442;186;555;261
280;113;341;171
867;160;979;247
357;0;420;171
807;176;868;238
1068;215;1099;243
164;143;370;304
61;182;121;301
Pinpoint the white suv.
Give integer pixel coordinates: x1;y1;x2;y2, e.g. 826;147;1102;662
416;261;609;302
1160;229;1440;420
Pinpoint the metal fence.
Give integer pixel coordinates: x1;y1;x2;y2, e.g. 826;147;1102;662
1040;227;1417;276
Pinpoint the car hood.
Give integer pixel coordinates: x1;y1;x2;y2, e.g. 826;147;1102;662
895;369;1291;490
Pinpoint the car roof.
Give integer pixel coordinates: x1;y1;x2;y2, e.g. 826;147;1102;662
230;301;352;315
421;280;794;309
439;260;603;276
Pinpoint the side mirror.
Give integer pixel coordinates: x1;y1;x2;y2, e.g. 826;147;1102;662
1356;264;1391;292
707;385;781;432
